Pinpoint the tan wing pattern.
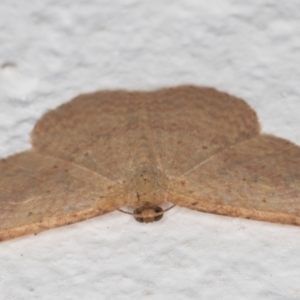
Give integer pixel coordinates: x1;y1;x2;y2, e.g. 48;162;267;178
0;151;119;241
32;86;260;179
143;86;260;177
170;135;300;225
32;91;143;181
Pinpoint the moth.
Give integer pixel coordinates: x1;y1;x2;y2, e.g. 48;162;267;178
1;86;300;241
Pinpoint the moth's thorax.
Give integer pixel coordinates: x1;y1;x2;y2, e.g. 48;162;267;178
123;112;169;207
124;163;169;207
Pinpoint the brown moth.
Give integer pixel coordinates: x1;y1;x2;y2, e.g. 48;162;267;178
1;86;300;241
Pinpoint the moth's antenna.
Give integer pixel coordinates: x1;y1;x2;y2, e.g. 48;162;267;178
118;208;134;215
163;204;176;212
118;204;176;215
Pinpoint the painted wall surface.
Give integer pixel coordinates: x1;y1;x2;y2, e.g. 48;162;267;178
0;1;300;299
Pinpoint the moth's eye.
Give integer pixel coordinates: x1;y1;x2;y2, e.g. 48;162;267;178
154;206;163;222
133;208;144;223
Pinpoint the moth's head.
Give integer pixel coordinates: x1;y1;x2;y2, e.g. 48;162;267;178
133;206;163;223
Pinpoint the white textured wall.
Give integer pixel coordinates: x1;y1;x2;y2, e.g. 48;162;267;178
1;1;300;299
